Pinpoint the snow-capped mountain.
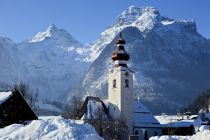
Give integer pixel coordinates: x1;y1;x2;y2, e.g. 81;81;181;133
86;6;163;61
0;25;90;99
66;6;210;114
1;6;210;114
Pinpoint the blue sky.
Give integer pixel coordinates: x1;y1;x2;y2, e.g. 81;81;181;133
0;0;209;43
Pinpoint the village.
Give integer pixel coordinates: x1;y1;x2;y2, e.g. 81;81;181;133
0;33;210;140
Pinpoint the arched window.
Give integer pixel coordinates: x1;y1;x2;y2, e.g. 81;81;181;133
124;79;129;88
135;130;138;135
144;130;148;140
113;79;116;88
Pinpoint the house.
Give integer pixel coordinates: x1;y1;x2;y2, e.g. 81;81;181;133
0;89;38;127
133;99;162;139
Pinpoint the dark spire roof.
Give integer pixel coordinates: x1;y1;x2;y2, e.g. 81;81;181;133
112;32;130;62
116;32;126;45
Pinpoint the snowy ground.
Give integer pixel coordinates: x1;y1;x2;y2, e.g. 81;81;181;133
0;116;103;140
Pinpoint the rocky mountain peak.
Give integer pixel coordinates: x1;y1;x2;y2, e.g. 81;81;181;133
114;6;160;28
46;24;58;33
30;24;79;45
0;37;15;47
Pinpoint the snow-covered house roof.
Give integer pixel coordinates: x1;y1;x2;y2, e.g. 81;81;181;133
133;100;162;128
0;90;38;127
205;113;210;120
155;115;195;127
194;113;210;126
0;91;12;105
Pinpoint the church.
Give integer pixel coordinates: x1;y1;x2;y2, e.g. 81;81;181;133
77;33;162;139
108;32;162;138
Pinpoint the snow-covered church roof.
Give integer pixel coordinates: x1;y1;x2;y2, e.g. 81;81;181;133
82;99;109;120
82;97;161;128
133;100;161;128
0;91;12;105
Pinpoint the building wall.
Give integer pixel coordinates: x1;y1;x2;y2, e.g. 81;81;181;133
108;67;133;134
108;68;121;119
133;127;162;140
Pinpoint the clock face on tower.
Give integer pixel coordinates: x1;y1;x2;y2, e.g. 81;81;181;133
125;71;129;77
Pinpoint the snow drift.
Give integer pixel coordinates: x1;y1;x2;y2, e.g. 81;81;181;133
0;116;103;140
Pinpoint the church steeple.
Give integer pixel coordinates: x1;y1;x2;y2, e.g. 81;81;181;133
108;32;133;135
112;32;130;67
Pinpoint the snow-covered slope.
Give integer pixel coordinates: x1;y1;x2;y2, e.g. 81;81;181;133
0;116;103;140
0;25;90;100
66;6;210;114
0;37;18;90
87;6;166;61
1;6;210;114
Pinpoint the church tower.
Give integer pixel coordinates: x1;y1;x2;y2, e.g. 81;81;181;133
108;33;133;134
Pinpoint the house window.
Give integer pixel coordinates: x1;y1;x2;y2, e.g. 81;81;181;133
113;79;116;88
135;130;139;135
154;131;157;136
125;79;129;88
144;131;148;140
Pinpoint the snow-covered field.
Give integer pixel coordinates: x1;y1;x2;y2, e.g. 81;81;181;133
0;116;103;140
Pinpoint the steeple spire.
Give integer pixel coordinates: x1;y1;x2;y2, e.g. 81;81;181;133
112;32;130;67
116;32;126;45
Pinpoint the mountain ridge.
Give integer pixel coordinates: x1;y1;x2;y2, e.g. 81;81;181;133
0;6;210;114
65;6;210;114
0;25;90;100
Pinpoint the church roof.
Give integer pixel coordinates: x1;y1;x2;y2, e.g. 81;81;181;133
0;91;12;105
82;99;109;120
133;100;162;128
80;97;161;127
112;33;130;62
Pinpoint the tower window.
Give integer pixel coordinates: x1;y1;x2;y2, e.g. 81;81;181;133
125;79;129;88
113;79;116;88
